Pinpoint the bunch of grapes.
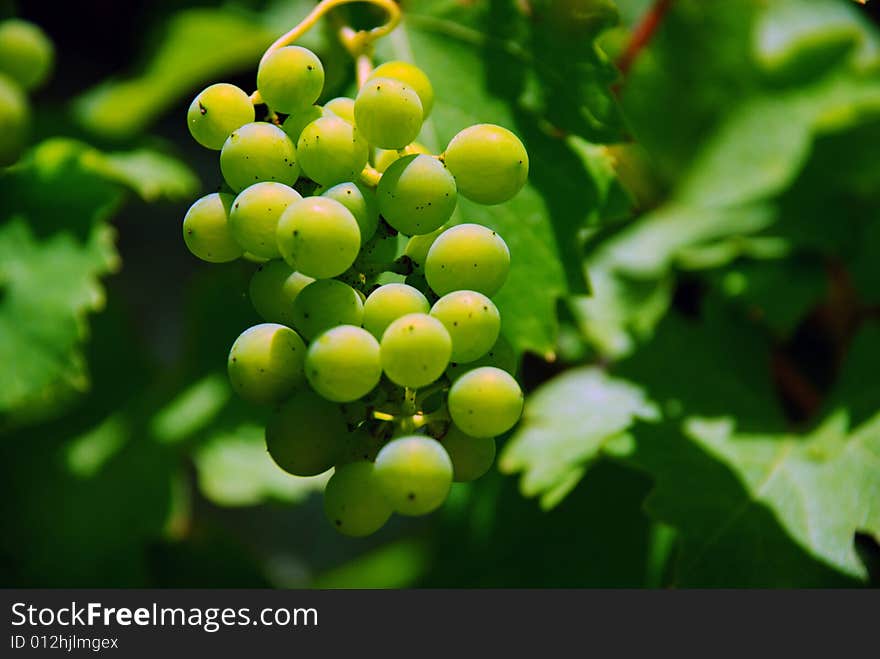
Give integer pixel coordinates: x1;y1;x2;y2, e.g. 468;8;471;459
0;19;53;166
183;42;529;536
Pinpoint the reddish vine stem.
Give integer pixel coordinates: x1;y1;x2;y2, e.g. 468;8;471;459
615;0;674;82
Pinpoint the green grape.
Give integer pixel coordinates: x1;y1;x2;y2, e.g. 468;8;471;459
297;116;369;186
0;19;53;90
404;226;446;270
324;97;355;124
256;45;324;114
354;232;398;271
447;366;523;438
430;290;500;363
444;124;529;204
306;325;382;403
220;122;299;192
265;389;347;476
377;155;457;236
380;313;451;388
324;461;392;536
249;260;314;326
322;182;378;244
182;192;242;263
227;323;307;405
336;430;385;465
370;61;434;117
281;104;323;143
373;142;430;173
291;279;363;340
0;74;28;166
276;196;361;278
447;334;516;381
374;436;452;516
187;83;255;150
362;283;430;339
229;182;301;259
354;77;423;149
425;223;510;297
441;425;496;482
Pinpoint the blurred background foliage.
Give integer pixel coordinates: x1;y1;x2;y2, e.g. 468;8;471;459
1;0;879;587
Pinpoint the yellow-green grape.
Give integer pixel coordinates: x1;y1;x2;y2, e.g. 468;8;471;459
336;430;385;466
324;97;355;124
447;366;523;438
404;225;446;270
363;283;430;339
249;261;314;326
370;61;434;117
220;122;299;192
447;334;516;381
430;290;500;363
425;223;510;297
354;77;423;149
441;425;496;482
227;323;307;405
256;45;324;114
229;182;301;259
324;461;392;536
265;390;347;476
297;116;369;186
380;313;451;388
374;142;430;173
0;73;27;166
306;325;382;402
281;104;323;143
321;182;378;245
377;155;457;236
291;279;363;340
444;124;529;204
187;83;255;150
276;196;361;278
0;19;53;90
374;436;452;516
182;192;242;263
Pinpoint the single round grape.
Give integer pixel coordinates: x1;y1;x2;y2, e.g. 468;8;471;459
229;182;301;259
354;77;423;149
321;182;378;244
441;425;496;482
370;61;434;117
265;390;347;476
324;461;392;536
306;325;382;402
220;122;299;192
291;279;363;340
336;430;385;466
444;124;529;204
380;313;451;389
249;261;314;326
377;155;456;236
276;196;361;278
0;74;27;166
182;192;242;263
0;19;53;90
374;436;452;516
256;45;324;114
447;366;523;438
363;283;430;339
227;323;307;405
323;97;355;124
297;116;369;186
447;334;516;381
404;226;446;270
281;104;323;143
187;83;255;150
425;223;510;296
430;290;500;363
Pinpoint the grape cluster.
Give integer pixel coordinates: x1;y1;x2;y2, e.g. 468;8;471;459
183;44;528;536
0;19;53;166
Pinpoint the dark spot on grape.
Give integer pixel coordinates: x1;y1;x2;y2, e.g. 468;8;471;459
453;321;458;326
483;306;488;311
260;368;265;372
198;102;207;115
304;313;310;318
407;492;415;500
232;357;237;362
335;519;341;526
307;65;313;71
187;229;193;234
235;203;239;209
